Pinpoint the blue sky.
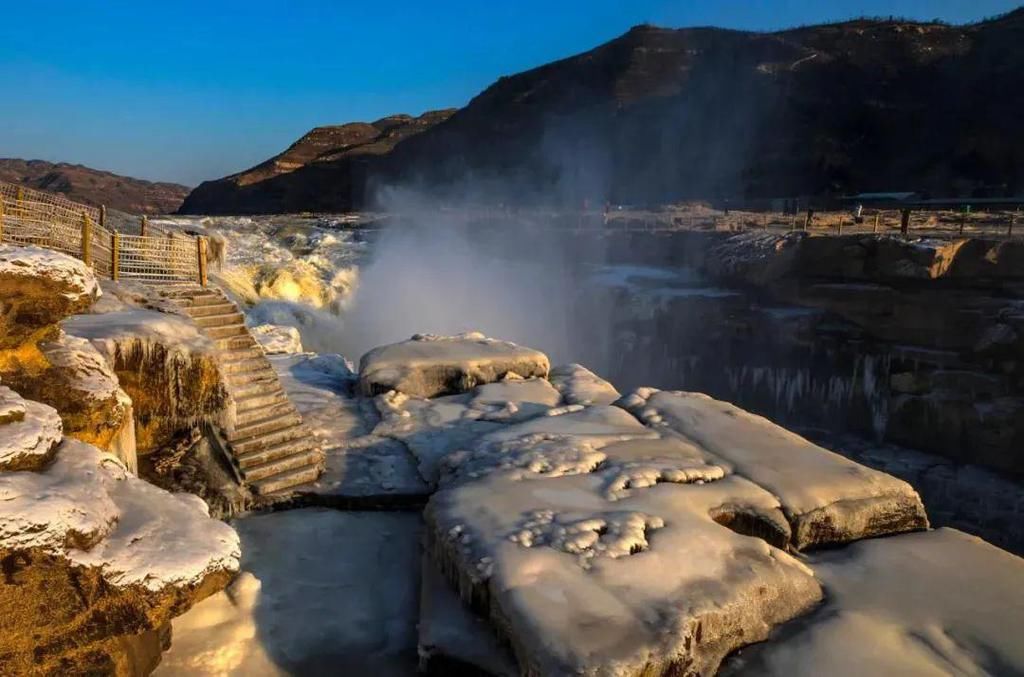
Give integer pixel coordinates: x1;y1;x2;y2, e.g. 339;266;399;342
0;0;1018;185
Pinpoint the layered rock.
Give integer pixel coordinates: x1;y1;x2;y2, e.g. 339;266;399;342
0;390;239;676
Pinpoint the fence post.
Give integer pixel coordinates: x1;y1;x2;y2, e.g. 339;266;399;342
81;212;93;266
0;200;4;242
140;215;148;237
763;213;768;230
900;208;911;238
1010;212;1015;238
100;205;107;229
804;209;814;231
837;216;844;235
15;187;23;214
111;232;120;281
959;213;965;236
197;236;208;287
873;212;880;233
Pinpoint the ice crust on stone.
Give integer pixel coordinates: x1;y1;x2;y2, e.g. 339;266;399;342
426;470;820;676
358;332;551;398
727;528;1024;676
40;331;124;403
64;309;215;357
549;363;622;406
249;323;304;354
0;437;240;591
468;376;563;422
0;386;62;471
620;388;929;549
0;244;100;301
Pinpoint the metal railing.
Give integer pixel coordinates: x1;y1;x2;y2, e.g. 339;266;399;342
0;181;207;284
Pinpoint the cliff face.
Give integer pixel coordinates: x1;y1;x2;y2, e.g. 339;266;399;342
0;159;190;214
180;10;1024;214
179;110;456;214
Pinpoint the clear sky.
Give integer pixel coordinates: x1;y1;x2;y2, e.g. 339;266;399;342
1;0;1018;186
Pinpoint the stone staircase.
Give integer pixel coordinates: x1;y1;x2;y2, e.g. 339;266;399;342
159;284;323;497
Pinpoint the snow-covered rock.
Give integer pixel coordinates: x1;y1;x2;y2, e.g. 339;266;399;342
0;403;239;675
64;309;227;453
0;245;100;349
357;332;550;398
726;528;1024;676
549;363;621;406
0;385;62;471
619;388;929;549
250;323;304;354
425;469;821;676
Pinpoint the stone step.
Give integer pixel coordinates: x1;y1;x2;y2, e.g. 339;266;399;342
231;423;305;455
233;401;297;429
229;410;303;443
242;448;322;483
251;464;321;496
234;388;288;413
194;311;246;328
206;324;249;340
220;352;266;371
229;373;281;398
236;435;314;470
216;334;258;351
185;302;237;318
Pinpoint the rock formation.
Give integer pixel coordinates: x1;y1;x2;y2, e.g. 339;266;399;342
0;391;239;676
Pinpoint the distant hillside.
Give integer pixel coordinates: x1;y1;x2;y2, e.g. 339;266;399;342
180;9;1024;214
0;159;190;214
180;110;456;214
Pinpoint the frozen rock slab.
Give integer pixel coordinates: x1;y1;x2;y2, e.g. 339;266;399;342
725;528;1024;676
0;386;62;471
418;554;519;677
0;244;100;349
549;363;621;406
619;389;929;550
358;332;550;398
425;471;822;676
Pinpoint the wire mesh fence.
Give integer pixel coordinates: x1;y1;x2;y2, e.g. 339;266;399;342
0;181;203;283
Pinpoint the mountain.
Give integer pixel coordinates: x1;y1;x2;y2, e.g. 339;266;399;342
180;9;1024;214
179;110;456;214
0;159;190;214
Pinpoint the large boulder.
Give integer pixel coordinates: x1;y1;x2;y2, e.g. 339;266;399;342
618;389;929;550
0;385;62;471
0;394;239;676
0;245;99;350
358;332;550;398
64;309;228;453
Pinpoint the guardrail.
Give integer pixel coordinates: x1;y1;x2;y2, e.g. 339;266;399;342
0;182;207;284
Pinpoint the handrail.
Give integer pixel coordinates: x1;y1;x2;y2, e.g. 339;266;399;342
0;181;207;285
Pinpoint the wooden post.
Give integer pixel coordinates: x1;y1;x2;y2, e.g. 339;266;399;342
111;233;120;281
81;212;93;266
804;209;814;231
140;215;148;237
99;205;107;229
837;216;844;235
791;214;797;231
0;200;4;242
959;213;965;236
873;212;880;233
197;236;208;287
763;213;769;230
1010;212;1015;238
900;208;911;238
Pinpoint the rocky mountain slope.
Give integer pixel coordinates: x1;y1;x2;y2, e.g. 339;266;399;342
179;110;455;214
180;9;1024;214
0;159;190;214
